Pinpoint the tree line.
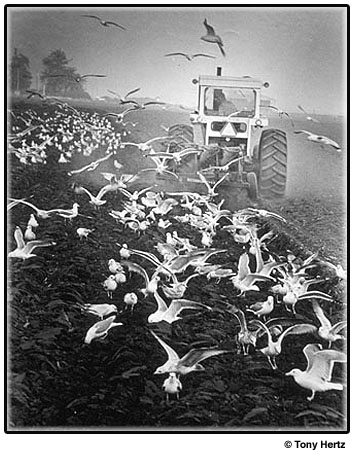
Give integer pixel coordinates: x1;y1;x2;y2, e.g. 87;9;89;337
9;48;91;100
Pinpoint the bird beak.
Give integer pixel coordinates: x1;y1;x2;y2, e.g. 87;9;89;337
284;371;291;376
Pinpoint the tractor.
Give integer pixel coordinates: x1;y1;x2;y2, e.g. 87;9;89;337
166;67;287;203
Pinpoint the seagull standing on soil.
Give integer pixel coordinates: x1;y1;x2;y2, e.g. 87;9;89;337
77;228;94;239
162;373;183;400
285;343;346;401
201;19;226;56
151;331;229;376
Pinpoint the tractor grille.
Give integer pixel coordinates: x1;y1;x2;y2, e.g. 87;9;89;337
211;122;247;132
208;137;247;148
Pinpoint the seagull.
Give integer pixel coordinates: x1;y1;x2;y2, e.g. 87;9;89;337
26;89;45;100
103;108;136;123
320;261;347;280
107;87;141;104
24;223;36;241
114;271;127;284
294;130;341;152
200;156;244;173
84;316;123;344
76;228;94;239
120;136;171;153
68;152;113;175
103;275;118;299
197;171;229;199
148;291;211;324
251;320;317;369
123;292;138;311
247;296;275;320
46;73;107;83
266;105;294;127
151;331;229;375
143;147;202;165
162;373;183;401
161;274;199;299
8;226;55;260
27;214;39;228
285;343;346;401
297;105;321;124
8;198;71;219
82;303;118;319
201;19;225;56
81;14;126;30
226;305;258;355
56;203;80;220
108;258;124;274
231;253;276;295
164;52;216;61
75;183;118;207
311;300;347;347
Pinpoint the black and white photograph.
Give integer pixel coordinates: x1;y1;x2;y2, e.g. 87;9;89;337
6;4;348;433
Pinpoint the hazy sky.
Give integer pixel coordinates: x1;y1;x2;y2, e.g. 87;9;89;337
7;5;347;114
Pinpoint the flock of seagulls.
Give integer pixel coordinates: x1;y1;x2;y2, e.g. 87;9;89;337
8;12;345;414
8;95;346;401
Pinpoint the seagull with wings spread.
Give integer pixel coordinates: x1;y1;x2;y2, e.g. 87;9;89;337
81;14;126;30
297;105;321;124
201;19;226;56
286;343;346;401
8;226;55;260
151;331;229;376
148;291;211;324
164;52;216;61
294;130;341;152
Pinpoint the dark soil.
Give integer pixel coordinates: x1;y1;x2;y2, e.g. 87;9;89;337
7;100;347;431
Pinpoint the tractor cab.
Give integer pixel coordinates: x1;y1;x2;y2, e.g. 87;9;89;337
190;73;269;158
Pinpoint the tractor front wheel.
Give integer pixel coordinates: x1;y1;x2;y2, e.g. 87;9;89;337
257;129;287;197
247;172;258;200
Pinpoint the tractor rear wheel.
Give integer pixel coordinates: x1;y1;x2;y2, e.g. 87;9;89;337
168;124;194;144
257;128;287;197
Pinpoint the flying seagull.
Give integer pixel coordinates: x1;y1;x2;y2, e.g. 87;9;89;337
297;105;321;123
285;343;346;401
107;87;141;104
294;130;341;152
46;74;106;83
8;226;55;260
201;19;226;57
81;14;126;30
164;52;216;61
151;331;229;375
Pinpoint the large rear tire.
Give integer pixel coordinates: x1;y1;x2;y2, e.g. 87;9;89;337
257;128;287;197
168;124;194;144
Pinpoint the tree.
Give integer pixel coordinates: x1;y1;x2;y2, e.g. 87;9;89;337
41;49;91;99
10;48;33;94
